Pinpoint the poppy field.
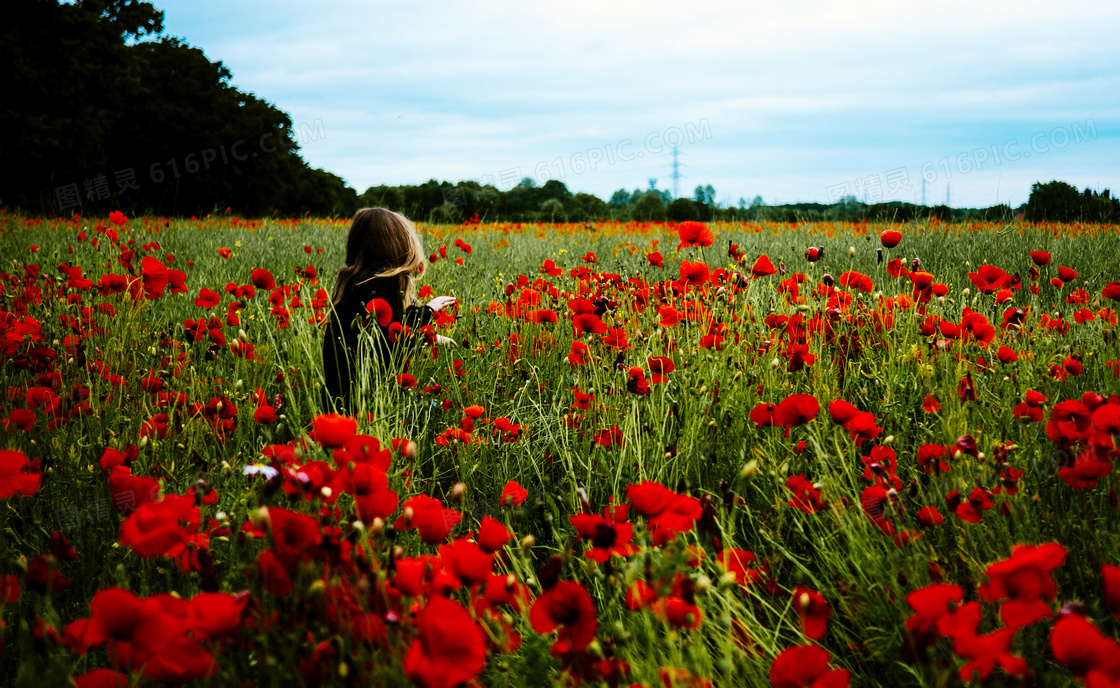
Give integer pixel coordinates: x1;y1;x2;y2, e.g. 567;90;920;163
3;211;1120;688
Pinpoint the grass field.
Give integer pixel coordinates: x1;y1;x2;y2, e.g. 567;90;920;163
1;211;1120;687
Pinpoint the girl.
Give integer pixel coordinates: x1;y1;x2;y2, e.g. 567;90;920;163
321;207;455;414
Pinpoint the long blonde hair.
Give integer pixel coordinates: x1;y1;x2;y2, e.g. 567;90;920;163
331;207;426;309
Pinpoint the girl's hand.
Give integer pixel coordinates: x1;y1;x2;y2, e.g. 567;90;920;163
436;335;458;347
427;295;457;311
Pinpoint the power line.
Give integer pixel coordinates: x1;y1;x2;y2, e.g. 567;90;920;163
666;145;686;199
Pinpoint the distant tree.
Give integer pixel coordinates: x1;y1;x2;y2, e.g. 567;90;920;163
693;184;716;206
632;193;666;222
572;192;609;221
609;189;632;207
667;197;702;222
540;199;566;222
1025;181;1082;222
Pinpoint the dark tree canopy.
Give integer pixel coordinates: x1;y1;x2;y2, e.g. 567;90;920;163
0;0;356;217
1025;181;1119;223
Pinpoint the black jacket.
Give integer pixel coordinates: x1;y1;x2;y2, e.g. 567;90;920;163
321;274;433;414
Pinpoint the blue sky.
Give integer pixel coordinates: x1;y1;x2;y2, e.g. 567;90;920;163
157;0;1119;208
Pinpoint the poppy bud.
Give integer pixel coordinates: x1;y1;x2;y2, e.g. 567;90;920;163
520;534;535;550
450;482;466;502
798;591;812;612
370;517;384;535
251;506;271;529
320;486;332;499
849;246;856;258
911;257;921;271
238;329;249;342
876;248;883;264
822;273;834;287
739;460;759;479
401;506;414;525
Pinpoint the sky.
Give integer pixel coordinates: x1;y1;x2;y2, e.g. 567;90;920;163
157;0;1120;209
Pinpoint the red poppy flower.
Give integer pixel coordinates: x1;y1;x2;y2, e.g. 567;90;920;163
880;229;902;248
979;543;1066;627
366;298;393;327
594;425;624;448
804;246;824;262
4;408;34;432
395;494;461;544
916;506;944;528
647;251;664;267
119;495;196;558
750;403;778;428
250;268;276;290
839;271;873;292
1102;564;1120;622
476;515;511;553
774;394;820;428
648;356;675;383
968;265;1009;294
0;449;41;498
500;480;528;507
628;481;678;517
769;644;849;688
1103;282;1120;301
1057;266;1078;283
73;669;130;688
922;395;940;413
404;595;486;688
1049;614;1120;681
792;587;830;640
786;475;824;514
266;507;323;569
194;288;220;309
677;221;714;249
311;414;358;449
136;256;169;300
751;254;777;278
954;487;993;524
658;305;682;327
940;602;1027;681
679;260;711;286
438;538;494;586
218;247;232;259
569;513;637;562
827;399;859;425
572;313;608;336
529;580;598;653
1030;251;1051;266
